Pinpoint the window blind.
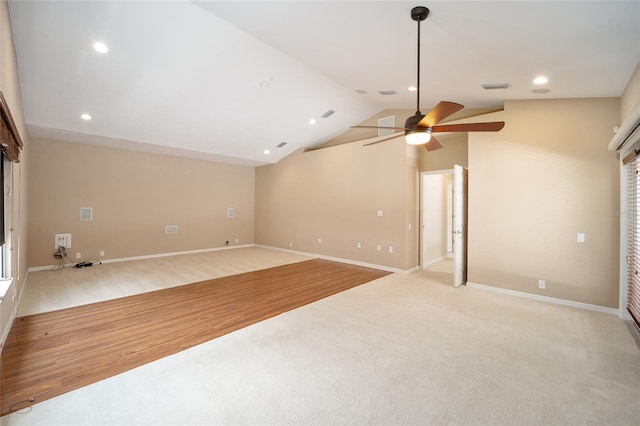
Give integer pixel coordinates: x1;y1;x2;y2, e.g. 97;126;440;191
626;154;640;329
0;91;23;163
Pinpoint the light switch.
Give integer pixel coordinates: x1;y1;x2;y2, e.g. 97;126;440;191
377;210;383;217
577;233;585;243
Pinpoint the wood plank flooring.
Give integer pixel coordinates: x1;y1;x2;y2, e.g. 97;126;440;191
0;259;389;416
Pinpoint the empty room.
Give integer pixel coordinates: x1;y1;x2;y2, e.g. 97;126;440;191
1;1;639;425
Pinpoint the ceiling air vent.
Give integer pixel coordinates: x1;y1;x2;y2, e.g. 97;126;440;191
481;83;511;90
321;109;335;119
378;90;398;96
276;142;287;148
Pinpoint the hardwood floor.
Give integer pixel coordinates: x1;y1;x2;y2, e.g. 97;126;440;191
0;258;389;416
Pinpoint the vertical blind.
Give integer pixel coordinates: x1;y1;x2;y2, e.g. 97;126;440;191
626;153;640;329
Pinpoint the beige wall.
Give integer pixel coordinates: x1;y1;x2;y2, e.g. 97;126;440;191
405;144;419;268
418;133;468;172
0;0;29;349
620;62;640;122
27;138;255;267
468;98;620;307
256;138;418;271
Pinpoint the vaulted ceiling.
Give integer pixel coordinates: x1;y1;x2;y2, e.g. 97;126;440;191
8;1;640;166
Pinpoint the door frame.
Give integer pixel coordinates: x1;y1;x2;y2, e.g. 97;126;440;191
453;164;468;287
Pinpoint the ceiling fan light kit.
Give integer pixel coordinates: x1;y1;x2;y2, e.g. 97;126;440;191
351;6;505;151
406;129;432;145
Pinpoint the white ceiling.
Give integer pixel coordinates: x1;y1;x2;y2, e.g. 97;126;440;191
8;1;640;166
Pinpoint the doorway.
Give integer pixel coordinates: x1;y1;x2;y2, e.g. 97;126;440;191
420;170;454;272
420;166;468;286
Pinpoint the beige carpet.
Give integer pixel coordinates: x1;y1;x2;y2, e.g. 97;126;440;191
4;248;640;425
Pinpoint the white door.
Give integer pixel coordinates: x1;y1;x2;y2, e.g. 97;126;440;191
453;164;467;287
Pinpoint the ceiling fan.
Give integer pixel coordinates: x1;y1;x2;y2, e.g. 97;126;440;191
352;6;505;151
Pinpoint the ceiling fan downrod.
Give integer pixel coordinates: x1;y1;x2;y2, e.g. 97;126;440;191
411;6;430;116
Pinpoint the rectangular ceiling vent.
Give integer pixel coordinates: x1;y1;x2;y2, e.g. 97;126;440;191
378;115;395;137
276;142;287;148
481;83;511;90
378;90;398;96
321;109;335;119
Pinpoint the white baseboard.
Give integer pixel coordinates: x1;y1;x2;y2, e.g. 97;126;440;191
27;244;256;272
28;244;413;275
255;244;414;274
17;269;29;310
0;308;15;352
466;281;619;316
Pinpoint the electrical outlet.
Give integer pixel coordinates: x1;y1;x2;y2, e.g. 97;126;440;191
388;246;393;254
99;251;105;257
54;234;72;249
289;242;293;248
318;237;322;244
225;240;229;246
235;238;239;243
76;253;81;259
538;280;546;289
357;242;361;249
376;244;381;252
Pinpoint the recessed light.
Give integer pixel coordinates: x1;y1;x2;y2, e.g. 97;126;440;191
309;119;316;125
264;149;270;155
533;76;548;85
80;113;92;120
93;42;109;53
408;86;417;92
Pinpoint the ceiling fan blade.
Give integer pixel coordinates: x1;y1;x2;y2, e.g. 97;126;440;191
417;101;464;128
431;121;505;133
305;132;403;152
363;132;404;146
351;125;408;130
424;135;443;151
